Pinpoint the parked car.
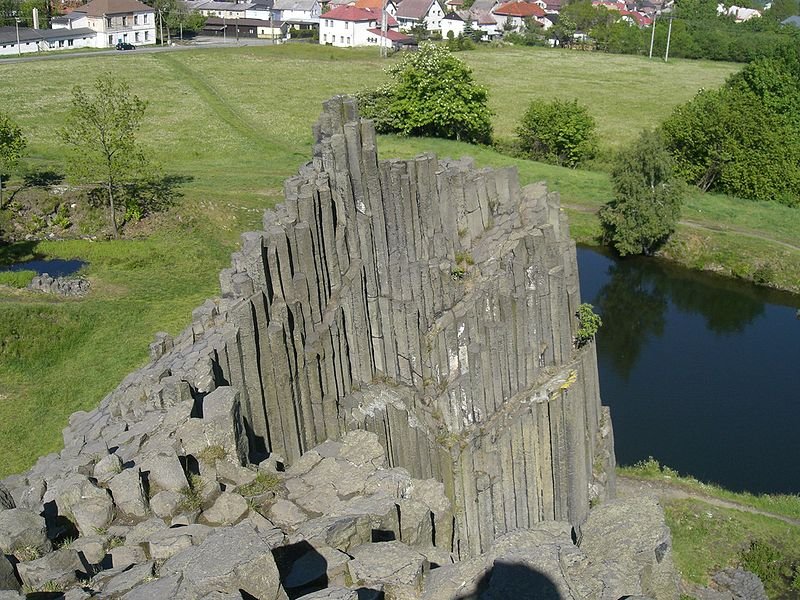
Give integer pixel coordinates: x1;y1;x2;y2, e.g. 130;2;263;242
115;42;136;50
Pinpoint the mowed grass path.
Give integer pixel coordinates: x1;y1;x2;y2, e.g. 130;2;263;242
0;44;780;477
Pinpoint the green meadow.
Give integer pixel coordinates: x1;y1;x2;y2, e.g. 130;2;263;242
0;44;796;479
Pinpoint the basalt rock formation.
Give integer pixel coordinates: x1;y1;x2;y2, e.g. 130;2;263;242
0;97;673;600
194;95;614;556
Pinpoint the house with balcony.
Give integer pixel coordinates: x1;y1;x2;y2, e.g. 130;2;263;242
52;0;156;48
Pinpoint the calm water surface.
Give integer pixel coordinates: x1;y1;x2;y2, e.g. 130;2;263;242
1;259;86;277
577;246;800;495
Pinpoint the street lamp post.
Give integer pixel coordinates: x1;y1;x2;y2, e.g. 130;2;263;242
14;17;21;56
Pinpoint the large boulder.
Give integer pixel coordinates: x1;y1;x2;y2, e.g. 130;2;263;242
348;541;429;599
16;548;81;591
108;468;150;520
162;521;288;599
0;509;51;555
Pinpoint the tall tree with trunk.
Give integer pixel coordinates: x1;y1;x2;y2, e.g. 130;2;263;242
60;74;149;238
0;112;26;210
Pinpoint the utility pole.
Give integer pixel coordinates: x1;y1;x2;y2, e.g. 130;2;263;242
380;0;387;58
648;13;656;59
14;16;21;56
664;15;673;62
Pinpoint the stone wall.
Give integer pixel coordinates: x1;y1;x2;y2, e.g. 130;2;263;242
16;96;614;561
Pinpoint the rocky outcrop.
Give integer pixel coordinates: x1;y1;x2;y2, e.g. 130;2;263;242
0;97;646;598
27;274;90;296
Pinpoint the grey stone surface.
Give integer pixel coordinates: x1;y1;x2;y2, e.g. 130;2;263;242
163;522;288;599
28;274;90;296
348;541;429;593
0;484;15;510
0;508;50;555
0;555;19;592
712;568;768;600
108;468;149;519
200;491;249;526
296;588;358;600
94;561;154;597
16;548;80;590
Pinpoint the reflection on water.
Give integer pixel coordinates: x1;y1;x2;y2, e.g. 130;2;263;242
1;259;86;278
578;246;800;494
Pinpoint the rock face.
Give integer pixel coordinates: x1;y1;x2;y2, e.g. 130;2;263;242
0;97;650;599
114;95;613;557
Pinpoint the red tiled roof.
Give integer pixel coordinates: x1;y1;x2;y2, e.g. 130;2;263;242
368;26;414;39
355;0;391;9
493;1;545;16
75;0;154;16
324;4;379;19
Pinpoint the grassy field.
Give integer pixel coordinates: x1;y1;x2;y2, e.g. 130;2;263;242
622;460;800;598
0;44;795;479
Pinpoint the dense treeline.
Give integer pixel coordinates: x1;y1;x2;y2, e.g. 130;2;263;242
661;46;800;206
509;0;800;64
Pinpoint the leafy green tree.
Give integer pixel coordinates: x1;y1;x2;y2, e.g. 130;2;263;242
766;0;800;22
357;43;492;144
516;98;597;167
599;129;685;256
550;13;576;46
661;55;800;205
60;74;151;238
0;112;26;210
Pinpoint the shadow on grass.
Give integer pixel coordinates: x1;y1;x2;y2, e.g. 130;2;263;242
0;240;43;267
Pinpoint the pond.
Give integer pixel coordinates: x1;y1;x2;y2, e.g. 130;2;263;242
577;246;800;495
0;259;86;278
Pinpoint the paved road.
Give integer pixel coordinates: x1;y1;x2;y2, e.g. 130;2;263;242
0;37;277;64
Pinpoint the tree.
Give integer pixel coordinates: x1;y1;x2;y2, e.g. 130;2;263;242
575;303;602;347
516;98;597;167
0;112;26;210
357;43;492;144
661;55;800;205
599;129;685;256
60;74;150;238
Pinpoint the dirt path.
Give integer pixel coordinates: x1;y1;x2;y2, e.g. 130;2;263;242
561;202;800;253
617;475;800;528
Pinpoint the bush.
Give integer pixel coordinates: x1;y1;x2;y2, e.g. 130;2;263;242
600;129;685;256
357;43;492;144
662;55;800;205
516;98;597;167
575;303;602;347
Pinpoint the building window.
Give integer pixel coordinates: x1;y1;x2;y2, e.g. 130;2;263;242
134;15;139;24
108;34;113;45
340;35;343;42
106;17;112;27
346;36;350;43
145;31;150;40
135;31;140;41
122;16;128;26
143;14;148;23
68;39;74;46
58;39;64;47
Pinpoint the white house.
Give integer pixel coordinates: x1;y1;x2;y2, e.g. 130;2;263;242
191;0;255;19
52;0;156;48
395;0;445;31
319;4;406;46
273;0;321;23
492;1;549;30
245;0;276;20
0;25;96;55
441;10;465;37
